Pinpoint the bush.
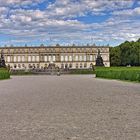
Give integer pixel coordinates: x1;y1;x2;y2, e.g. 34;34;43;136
70;69;95;74
0;68;10;80
96;67;140;82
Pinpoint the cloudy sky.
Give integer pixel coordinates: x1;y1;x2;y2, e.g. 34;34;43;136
0;0;140;47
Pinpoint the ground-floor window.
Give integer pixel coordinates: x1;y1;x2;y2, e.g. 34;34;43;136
84;63;87;68
65;64;68;69
28;64;32;68
22;64;25;68
14;64;17;68
69;63;72;68
76;63;78;69
61;63;64;69
80;63;82;68
33;64;36;68
37;64;39;68
18;64;21;68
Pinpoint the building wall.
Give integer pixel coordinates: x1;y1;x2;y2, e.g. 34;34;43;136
0;46;110;69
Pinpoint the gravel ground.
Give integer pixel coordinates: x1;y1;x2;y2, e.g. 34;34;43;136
0;75;140;140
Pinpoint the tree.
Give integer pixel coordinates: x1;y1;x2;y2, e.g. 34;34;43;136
110;39;140;66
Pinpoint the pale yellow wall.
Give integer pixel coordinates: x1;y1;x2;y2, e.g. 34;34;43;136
0;46;110;68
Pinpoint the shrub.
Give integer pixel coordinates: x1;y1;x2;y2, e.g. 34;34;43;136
96;67;140;82
0;68;10;80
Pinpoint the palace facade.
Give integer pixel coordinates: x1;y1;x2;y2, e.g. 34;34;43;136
0;45;110;69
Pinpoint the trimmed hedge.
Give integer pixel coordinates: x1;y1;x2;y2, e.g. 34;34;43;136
70;69;95;74
0;69;10;80
96;67;140;82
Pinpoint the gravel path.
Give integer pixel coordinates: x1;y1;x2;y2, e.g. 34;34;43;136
0;75;140;140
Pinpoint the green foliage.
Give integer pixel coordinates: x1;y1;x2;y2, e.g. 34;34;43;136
11;70;33;75
110;38;140;66
96;67;140;82
70;69;95;74
0;68;10;80
110;47;121;66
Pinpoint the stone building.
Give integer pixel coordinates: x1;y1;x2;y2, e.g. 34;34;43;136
0;45;110;69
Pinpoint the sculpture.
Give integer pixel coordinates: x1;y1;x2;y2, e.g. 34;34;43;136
96;49;104;66
0;50;6;68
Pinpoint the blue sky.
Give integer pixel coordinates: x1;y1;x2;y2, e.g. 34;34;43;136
0;0;140;47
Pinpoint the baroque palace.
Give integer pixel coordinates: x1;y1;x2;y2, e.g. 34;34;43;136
0;45;110;69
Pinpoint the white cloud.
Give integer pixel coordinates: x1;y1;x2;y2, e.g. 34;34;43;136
112;7;140;17
0;0;43;7
0;0;139;46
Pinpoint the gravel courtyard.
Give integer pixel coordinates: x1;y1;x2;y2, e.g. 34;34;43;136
0;75;140;140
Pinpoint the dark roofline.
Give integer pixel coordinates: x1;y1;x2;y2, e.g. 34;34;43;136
0;45;110;49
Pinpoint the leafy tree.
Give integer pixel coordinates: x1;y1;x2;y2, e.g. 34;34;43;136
110;39;140;66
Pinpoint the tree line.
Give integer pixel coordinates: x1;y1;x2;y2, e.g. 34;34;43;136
110;38;140;66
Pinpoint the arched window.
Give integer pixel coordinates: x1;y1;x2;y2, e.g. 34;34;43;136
69;63;72;68
14;64;17;68
80;63;82;68
76;63;78;69
84;63;87;68
61;63;64;69
18;64;21;68
65;64;68;69
22;64;25;68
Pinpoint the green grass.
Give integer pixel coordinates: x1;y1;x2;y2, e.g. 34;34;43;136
0;68;10;80
95;67;140;82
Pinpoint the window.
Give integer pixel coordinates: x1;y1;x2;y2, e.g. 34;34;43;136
75;55;78;61
80;63;82;68
61;55;64;61
22;64;25;68
61;63;64;69
65;55;68;62
33;64;36;68
14;64;17;68
32;56;35;62
65;64;68;69
14;56;16;62
48;55;51;62
18;56;21;62
44;56;47;62
28;56;31;62
37;64;39;68
76;63;78;68
84;55;86;61
22;56;25;62
90;55;93;61
69;55;72;61
36;56;39;62
7;56;10;62
53;55;56;61
18;64;21;68
28;64;32;68
84;63;87;68
69;63;72;68
79;55;82;61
